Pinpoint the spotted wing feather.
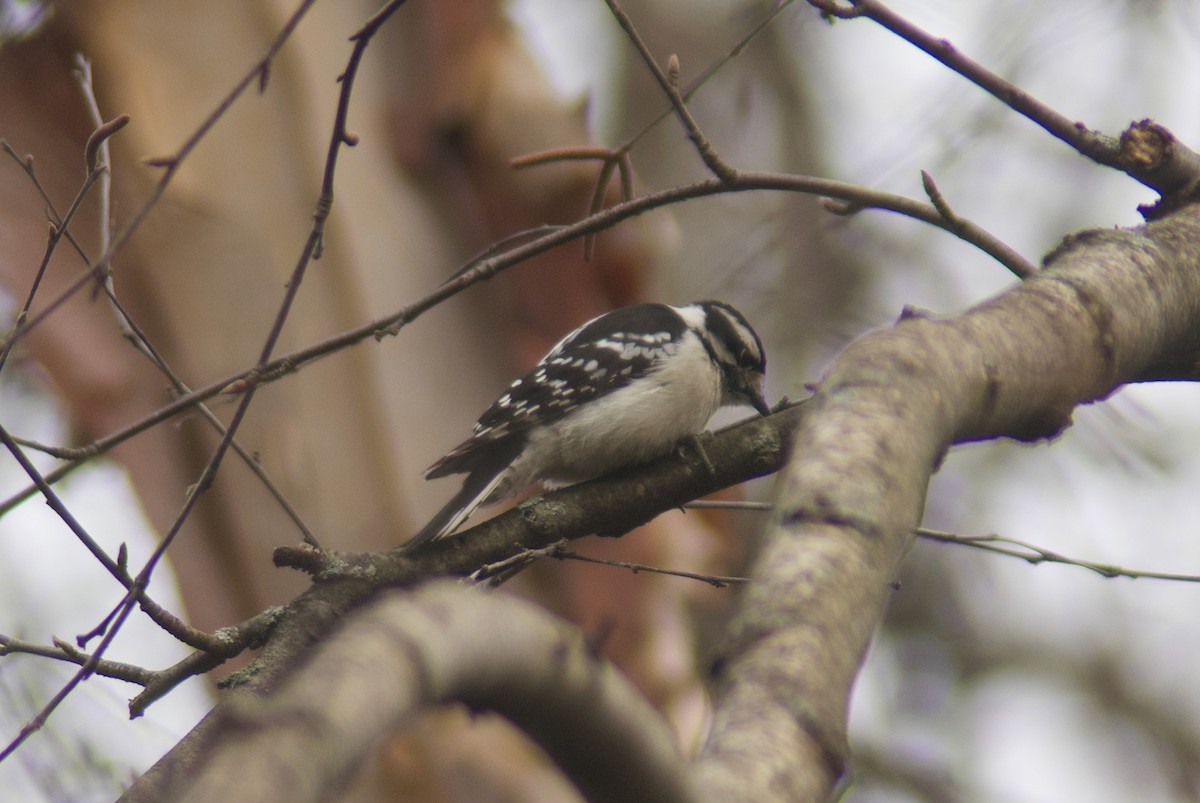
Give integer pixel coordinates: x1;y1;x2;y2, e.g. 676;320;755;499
425;304;684;479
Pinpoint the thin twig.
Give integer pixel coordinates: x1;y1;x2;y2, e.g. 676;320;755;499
472;540;567;585
511;0;793;258
436;224;564;287
9;437;93;460
0;142;95;268
472;539;750;588
73;55;119;301
0;635;155;687
0;148;108;375
510;146;616;168
510;147;633;260
620;0;795;154
920;170;957;227
684;501;1200;584
129;607;282;716
808;0;1200;199
0;608;277;718
920;170;1033;278
0;424;133;591
603;0;737;182
809;0;1121;166
685;499;772;511
0;422;207;652
549;546;750;588
916;527;1200;583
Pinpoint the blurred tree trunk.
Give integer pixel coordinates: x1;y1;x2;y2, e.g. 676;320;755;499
1;0;725;798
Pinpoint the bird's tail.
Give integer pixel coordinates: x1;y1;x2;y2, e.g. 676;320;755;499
402;467;509;552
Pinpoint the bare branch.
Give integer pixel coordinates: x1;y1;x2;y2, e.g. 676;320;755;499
270;403;800;593
129;608;283;717
472;540;750;588
809;0;1200;215
916;527;1200;583
603;0;737;182
133;585;697;803
0;635;154;686
74;55;116;262
694;205;1200;800
546;546;751;588
688;502;1200;584
620;0;793;154
76;53;320;546
916;168;1023;273
696;501;1200;583
510;145;616;168
0;142;106;374
0;422;157;617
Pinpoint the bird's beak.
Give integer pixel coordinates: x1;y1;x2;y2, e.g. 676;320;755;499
748;376;771;417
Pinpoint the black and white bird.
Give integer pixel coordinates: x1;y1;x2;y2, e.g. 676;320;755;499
403;300;769;550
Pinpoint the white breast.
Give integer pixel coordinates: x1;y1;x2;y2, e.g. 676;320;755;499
506;335;722;490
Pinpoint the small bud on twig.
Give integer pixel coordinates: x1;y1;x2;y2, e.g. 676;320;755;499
85;114;130;173
143;155;177;169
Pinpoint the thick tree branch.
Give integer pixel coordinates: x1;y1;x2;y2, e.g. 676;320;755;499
693;204;1200;800
307;401;799;578
150;584;696;803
